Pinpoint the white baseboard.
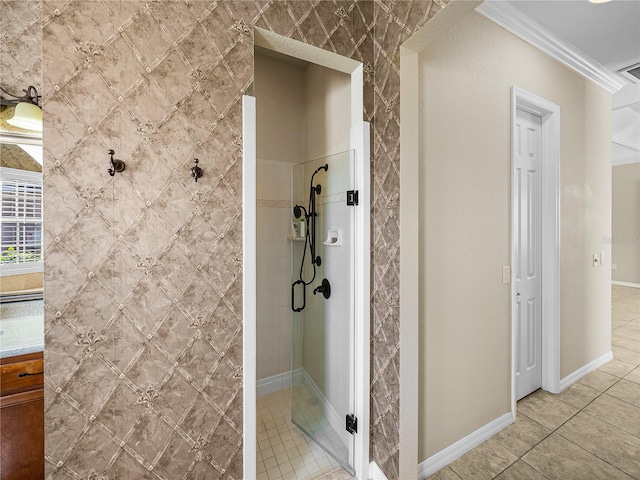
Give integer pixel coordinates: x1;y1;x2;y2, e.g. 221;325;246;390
612;281;640;289
418;412;514;479
257;370;292;397
558;351;614;392
369;461;388;480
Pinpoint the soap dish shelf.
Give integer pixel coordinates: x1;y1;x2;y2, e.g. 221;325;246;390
323;229;342;246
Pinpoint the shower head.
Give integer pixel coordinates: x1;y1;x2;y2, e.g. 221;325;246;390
314;164;328;175
310;164;328;186
293;205;306;218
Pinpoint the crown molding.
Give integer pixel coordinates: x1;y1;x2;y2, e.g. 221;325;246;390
476;1;627;94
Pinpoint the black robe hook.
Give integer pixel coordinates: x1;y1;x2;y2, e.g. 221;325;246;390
107;149;126;176
191;159;203;182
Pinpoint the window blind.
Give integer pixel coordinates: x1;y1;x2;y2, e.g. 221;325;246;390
0;168;43;270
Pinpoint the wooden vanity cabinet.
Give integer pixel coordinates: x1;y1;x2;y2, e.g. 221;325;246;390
0;352;44;480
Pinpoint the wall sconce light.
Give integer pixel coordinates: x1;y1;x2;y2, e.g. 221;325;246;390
191;159;203;182
0;85;42;132
107;149;126;176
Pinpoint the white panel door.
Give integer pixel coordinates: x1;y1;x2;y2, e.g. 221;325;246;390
515;108;543;400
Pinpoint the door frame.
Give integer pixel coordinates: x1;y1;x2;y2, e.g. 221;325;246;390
243;28;370;479
510;87;561;413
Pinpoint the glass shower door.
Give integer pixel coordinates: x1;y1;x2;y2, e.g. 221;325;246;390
290;150;355;474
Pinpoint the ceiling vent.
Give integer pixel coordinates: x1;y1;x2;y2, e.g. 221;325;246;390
618;62;640;84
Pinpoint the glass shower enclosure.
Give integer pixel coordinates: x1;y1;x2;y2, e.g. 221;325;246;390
290;150;356;475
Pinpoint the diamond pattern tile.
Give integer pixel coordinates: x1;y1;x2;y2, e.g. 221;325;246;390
0;0;447;478
0;0;42;92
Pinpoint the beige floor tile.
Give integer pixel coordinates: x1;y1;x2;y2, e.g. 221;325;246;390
494;460;547;480
612;286;638;298
613;330;640;347
315;467;351;480
517;390;578;430
614;321;640;336
522;433;634;480
426;466;463;480
583;393;640;437
257;388;344;480
606;378;640;407
267;465;282;480
625;366;640;385
493;413;551;457
598;359;637;378
617;296;640;313
628;317;640;327
578;369;620;391
553;382;600;409
556;411;640;479
612;295;634;305
613;346;640;367
611;309;638;328
449;438;518;480
613;316;632;328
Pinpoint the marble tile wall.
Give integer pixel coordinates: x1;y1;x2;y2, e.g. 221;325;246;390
0;0;42;96
26;1;449;478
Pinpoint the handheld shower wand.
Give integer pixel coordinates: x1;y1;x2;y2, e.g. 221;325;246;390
309;164;328;266
291;163;329;312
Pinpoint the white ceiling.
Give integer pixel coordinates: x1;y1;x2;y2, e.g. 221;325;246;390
506;0;640;165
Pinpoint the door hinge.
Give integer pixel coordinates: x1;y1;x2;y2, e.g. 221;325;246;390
346;413;357;435
346;190;359;206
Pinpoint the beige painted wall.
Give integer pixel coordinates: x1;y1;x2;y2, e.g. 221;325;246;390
304;63;351;161
255;52;351;164
418;11;612;460
255;53;305;164
612;163;640;284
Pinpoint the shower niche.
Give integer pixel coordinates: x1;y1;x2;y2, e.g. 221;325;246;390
254;46;357;478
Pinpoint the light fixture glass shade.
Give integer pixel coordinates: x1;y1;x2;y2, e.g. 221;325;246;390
588;0;612;3
6;102;43;132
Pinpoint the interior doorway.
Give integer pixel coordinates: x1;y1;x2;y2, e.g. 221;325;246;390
510;87;561;411
513;107;543;400
242;28;370;480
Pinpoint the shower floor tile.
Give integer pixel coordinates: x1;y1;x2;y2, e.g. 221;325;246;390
257;388;350;480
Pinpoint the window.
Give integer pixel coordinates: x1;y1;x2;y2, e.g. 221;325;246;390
0;167;43;276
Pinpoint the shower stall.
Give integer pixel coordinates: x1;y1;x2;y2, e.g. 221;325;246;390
248;32;370;479
290;150;356;474
252;148;357;478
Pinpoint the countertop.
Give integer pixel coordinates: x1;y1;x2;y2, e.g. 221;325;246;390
0;299;44;359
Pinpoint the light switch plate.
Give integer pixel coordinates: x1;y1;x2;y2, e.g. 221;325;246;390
593;253;599;266
502;266;511;284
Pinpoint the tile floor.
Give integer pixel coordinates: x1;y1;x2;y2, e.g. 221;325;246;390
290;381;351;466
428;284;640;480
256;388;351;480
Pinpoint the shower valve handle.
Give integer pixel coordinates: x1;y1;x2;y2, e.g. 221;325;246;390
313;278;331;300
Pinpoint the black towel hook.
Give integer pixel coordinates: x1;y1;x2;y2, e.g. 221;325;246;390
191;159;203;182
107;149;126;176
